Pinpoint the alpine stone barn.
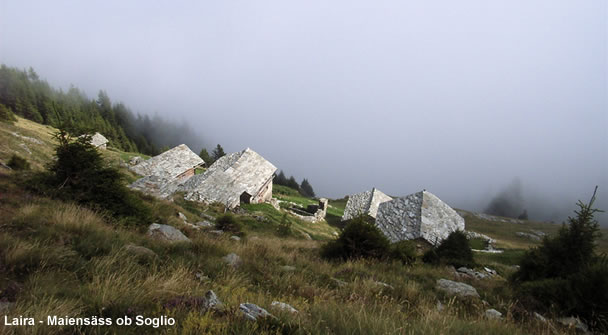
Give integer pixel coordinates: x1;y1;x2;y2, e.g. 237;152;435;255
128;144;204;198
342;188;393;221
375;190;465;245
180;148;277;209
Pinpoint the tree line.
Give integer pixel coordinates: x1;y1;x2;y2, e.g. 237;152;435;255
0;65;202;155
274;170;316;198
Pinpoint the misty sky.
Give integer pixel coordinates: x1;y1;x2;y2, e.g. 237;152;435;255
1;1;606;223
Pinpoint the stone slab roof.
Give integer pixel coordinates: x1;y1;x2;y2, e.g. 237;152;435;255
375;190;465;245
128;175;183;199
181;148;277;208
130;144;204;179
342;188;392;221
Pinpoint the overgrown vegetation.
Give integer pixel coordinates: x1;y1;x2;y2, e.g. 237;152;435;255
7;154;30;170
0;102;17;123
215;213;245;237
511;187;607;331
28;129;152;226
423;230;475;268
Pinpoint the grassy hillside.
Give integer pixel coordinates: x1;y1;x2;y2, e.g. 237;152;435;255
0;118;602;334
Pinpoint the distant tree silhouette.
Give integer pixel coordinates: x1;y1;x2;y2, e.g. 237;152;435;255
300;178;315;197
212;144;226;161
199;148;212;166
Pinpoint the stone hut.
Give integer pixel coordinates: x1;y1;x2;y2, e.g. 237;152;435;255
180;148;277;209
342;188;393;221
80;132;109;149
375;190;465;245
128;144;204;198
130;144;204;180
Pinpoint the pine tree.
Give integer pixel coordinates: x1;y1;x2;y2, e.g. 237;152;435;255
300;178;315;197
199;148;213;166
287;176;300;190
212;144;226;161
274;170;287;186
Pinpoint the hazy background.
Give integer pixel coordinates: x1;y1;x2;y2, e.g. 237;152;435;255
1;0;606;224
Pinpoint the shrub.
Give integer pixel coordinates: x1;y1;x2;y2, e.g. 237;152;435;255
389;240;417;265
277;213;292;236
215;213;244;236
511;187;607;331
43;130;151;226
423;230;474;268
7;154;30;171
0;103;17;124
321;215;390;260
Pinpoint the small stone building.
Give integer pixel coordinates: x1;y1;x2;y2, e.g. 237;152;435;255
342;188;393;221
375;190;465;245
180;148;277;209
80;132;109;149
128;144;204;198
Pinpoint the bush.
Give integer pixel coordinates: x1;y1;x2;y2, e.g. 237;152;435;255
7;154;30;171
277;213;292;236
423;230;474;268
389;240;417;265
216;213;244;236
321;215;390;260
41;130;151;226
0;103;17;124
511;188;607;331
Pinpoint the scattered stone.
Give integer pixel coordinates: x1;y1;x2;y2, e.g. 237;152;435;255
200;213;216;221
457;267;488;279
374;281;394;290
301;232;312;240
163;290;222;311
209;230;224;236
178;212;188;221
332;232;339;237
11;132;43;144
485;309;503;319
194;271;210;281
194;220;214;228
436;301;444;312
239;303;274;321
230;235;241;241
271;301;299;314
268;198;281;210
484;267;497;276
0;162;12;170
19;143;31;155
558;317;590;334
281;265;296;272
123;243;157;259
129;156;142;165
534;312;547;323
223;253;242;268
331;278;348;287
147;223;191;243
436;279;480;298
515;232;541;241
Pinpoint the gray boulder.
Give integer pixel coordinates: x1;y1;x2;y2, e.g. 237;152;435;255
271;301;299;314
436;279;480;298
147;223;191;243
202;290;223;310
129;156;142;165
178;212;188;221
457;267;488;279
485;309;502;319
194;221;214;228
223;253;242;268
230;235;241;241
558;317;591;334
240;303;274;321
123;243;157;259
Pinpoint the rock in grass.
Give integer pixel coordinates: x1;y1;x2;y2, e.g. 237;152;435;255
280;265;296;272
558;317;590;334
223;253;242;268
485;309;502;319
123;243;157;259
163;290;222;311
240;303;274;321
195;221;214;228
436;279;479;298
178;212;188;221
230;235;241;241
271;301;298;314
147;223;191;243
